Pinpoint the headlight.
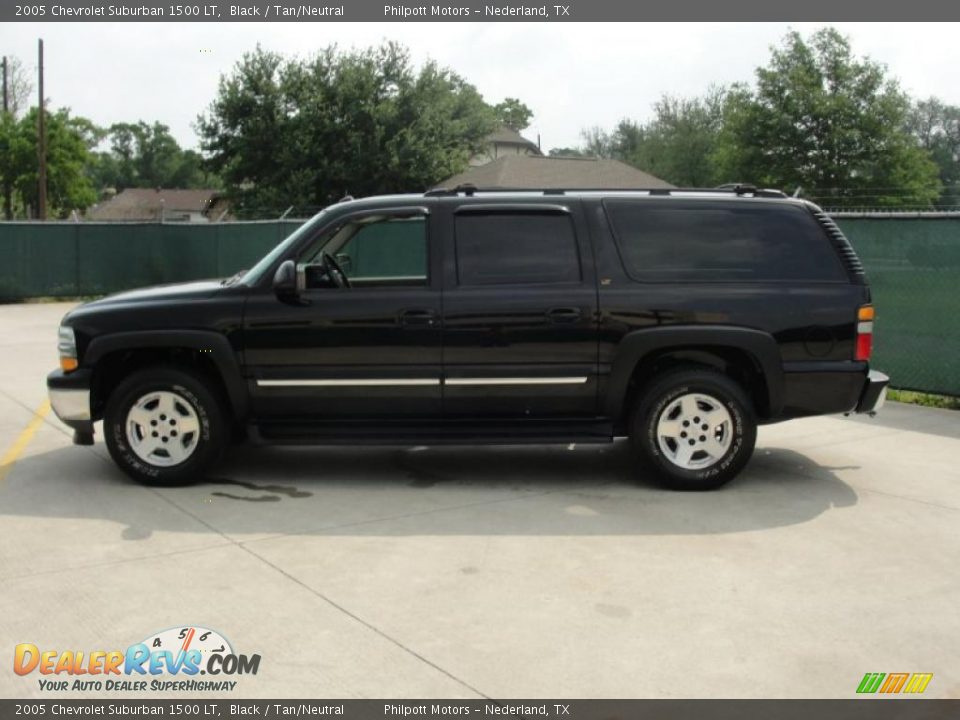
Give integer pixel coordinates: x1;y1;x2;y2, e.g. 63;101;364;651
58;326;78;372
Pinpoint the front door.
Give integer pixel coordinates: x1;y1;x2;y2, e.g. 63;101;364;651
243;207;443;421
440;201;599;419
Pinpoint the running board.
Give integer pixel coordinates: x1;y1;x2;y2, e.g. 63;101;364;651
249;419;615;446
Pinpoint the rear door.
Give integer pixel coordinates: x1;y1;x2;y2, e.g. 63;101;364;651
439;201;599;419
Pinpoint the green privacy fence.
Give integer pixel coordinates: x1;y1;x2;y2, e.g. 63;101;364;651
834;216;960;397
1;216;958;396
0;221;303;299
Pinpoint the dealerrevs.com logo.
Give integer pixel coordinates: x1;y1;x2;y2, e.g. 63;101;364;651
14;626;261;692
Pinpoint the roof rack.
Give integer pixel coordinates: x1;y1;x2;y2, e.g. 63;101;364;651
423;183;788;199
424;183;479;197
713;183;788;198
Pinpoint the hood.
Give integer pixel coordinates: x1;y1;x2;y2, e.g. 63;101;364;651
75;279;226;310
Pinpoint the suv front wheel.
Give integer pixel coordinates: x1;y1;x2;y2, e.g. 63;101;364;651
104;366;227;485
630;367;757;491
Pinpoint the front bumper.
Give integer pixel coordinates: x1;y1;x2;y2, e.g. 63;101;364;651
855;370;889;414
47;368;95;444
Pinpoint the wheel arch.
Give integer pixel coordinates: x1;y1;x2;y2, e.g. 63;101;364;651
85;330;247;422
605;326;784;423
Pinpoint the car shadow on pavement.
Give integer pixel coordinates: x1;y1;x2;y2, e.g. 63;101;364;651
1;439;859;539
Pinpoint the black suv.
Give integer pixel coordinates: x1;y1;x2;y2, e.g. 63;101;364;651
47;185;888;490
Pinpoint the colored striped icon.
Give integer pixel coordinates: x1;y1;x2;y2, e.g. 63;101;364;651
857;672;933;694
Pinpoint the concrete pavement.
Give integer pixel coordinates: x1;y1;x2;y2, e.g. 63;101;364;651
1;302;957;699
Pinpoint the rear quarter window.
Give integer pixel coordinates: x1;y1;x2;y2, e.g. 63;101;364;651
603;199;847;283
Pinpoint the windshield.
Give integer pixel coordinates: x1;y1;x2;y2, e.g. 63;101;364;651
239;208;332;286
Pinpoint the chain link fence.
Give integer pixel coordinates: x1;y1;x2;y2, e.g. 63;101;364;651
0;214;958;396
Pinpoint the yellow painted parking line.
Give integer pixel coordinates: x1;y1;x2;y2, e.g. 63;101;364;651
0;400;51;484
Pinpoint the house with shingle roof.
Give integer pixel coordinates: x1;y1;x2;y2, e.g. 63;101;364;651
86;188;228;222
439;154;674;191
470;126;543;166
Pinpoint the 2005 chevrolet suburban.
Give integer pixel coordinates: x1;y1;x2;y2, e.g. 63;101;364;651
47;184;889;490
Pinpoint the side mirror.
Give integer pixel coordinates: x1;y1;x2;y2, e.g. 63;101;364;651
273;259;298;296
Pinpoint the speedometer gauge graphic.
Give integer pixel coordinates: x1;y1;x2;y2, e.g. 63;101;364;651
140;626;233;661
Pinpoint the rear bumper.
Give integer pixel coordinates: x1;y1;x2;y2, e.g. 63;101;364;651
855;370;889;414
779;362;889;420
47;368;95;444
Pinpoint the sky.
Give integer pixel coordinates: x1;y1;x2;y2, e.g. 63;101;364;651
1;22;959;152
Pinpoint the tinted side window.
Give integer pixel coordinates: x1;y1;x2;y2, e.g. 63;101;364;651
300;214;427;289
338;217;426;282
455;212;581;286
604;200;847;282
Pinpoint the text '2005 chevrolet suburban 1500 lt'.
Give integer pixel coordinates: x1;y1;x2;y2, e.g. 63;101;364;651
47;184;889;490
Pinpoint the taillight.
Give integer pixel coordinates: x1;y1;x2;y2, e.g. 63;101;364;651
856;305;874;361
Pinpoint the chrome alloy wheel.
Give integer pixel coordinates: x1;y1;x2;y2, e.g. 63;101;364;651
125;390;201;467
655;392;734;470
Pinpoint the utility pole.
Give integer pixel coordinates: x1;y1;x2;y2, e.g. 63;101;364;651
2;56;10;220
37;38;47;220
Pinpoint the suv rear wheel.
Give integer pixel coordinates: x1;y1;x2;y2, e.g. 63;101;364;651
630;367;757;490
104;366;227;485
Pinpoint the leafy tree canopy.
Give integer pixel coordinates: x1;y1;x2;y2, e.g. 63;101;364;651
714;28;940;207
561;28;945;208
494;97;533;131
566;91;727;187
548;146;589;158
197;43;500;216
88;121;215;192
906;98;960;207
1;56;33;118
0;106;98;219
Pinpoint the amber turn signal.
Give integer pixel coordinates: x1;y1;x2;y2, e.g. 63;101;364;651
60;357;78;372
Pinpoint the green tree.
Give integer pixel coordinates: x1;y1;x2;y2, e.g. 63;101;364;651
578;126;614;158
714;28;940;207
198;43;499;217
907;98;960;207
2;56;33;119
0;107;98;218
624;90;725;187
89;121;214;191
548;146;589;157
494;97;533;131
0;112;18;219
1;56;36;219
552;91;725;187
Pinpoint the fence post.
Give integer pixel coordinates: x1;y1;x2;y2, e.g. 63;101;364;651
74;221;81;295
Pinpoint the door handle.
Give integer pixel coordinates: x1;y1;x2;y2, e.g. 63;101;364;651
400;309;437;326
546;307;582;323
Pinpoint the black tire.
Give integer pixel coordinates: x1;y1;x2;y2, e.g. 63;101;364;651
104;366;227;485
630;367;757;491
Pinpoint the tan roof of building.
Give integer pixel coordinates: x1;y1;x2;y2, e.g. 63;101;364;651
87;188;221;221
439;155;674;190
485;126;541;153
